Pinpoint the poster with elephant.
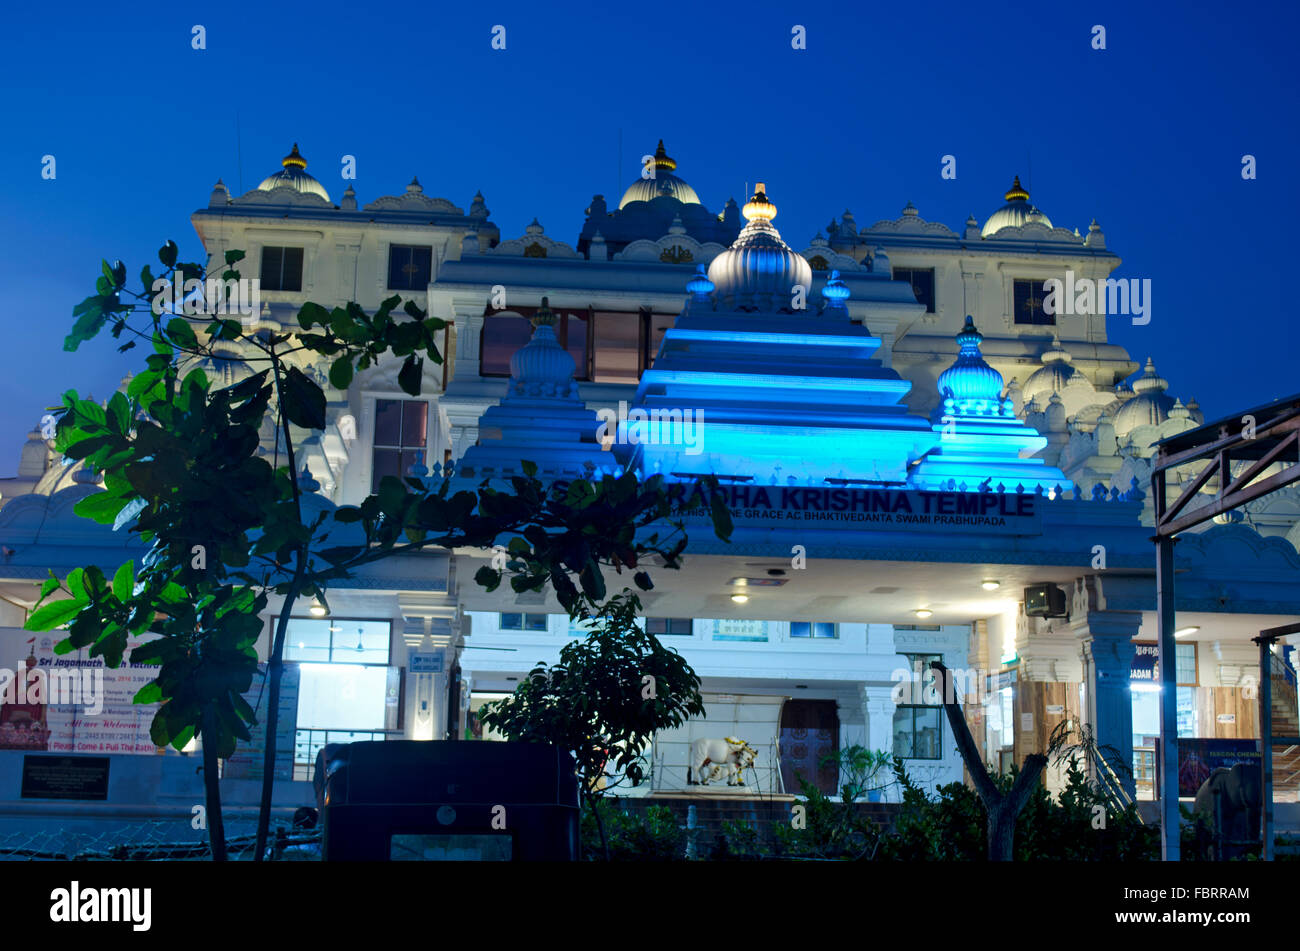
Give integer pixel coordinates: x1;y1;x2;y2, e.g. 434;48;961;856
1177;738;1260;797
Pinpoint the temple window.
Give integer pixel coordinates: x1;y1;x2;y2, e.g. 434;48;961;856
1013;278;1054;325
260;246;304;292
894;267;936;313
372;399;428;491
893;652;943;759
789;621;838;638
387;245;433;290
499;613;549;631
646;617;693;636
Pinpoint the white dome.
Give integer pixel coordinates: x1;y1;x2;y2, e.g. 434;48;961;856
257;144;331;203
1023;337;1082;404
618;141;701;209
1113;359;1176;436
706;184;812;312
982;176;1051;237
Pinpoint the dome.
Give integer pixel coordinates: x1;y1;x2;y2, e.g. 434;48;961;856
1113;358;1176;436
706;183;813;311
981;176;1051;237
508;298;578;398
1023;337;1082;404
257;144;332;202
618;141;701;209
937;316;1006;410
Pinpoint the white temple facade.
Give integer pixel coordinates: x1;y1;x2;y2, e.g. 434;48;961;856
1;142;1297;842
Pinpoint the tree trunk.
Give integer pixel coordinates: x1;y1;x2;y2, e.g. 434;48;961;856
584;788;610;861
931;661;1047;861
200;703;228;862
254;588;301;861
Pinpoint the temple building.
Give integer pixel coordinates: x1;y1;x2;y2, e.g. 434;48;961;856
0;142;1297;846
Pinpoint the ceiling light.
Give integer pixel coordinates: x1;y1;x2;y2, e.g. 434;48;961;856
731;578;748;587
309;600;327;617
914;608;933;619
981;580;1001;591
1175;626;1200;638
730;594;749;604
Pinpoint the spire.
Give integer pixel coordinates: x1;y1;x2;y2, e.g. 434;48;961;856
652;139;677;172
742;183;777;223
937;317;1006;412
282;143;307;170
1004;175;1029;202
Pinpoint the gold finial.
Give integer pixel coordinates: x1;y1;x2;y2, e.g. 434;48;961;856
282;143;307;170
742;182;776;222
1004;175;1029;202
652;139;677;172
531;296;558;328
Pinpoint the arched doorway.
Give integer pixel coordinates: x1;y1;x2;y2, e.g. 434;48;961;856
779;699;839;795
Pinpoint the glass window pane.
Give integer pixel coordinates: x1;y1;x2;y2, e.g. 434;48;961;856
647;314;674;367
563;313;588;378
331;621;391;664
592;312;640;384
525;614;548;631
282;248;304;291
813;622;837;638
481;315;534;376
261;247;283;289
500;613;522;630
1014;279;1053;325
670;618;692;635
285;618;332;663
892;708;913;758
1176;643;1197;685
372;449;401;491
388;246;410;289
375;400;402;446
401;401;428;448
296;663;388;730
790;622;810;638
646;618;666;635
913;707;941;758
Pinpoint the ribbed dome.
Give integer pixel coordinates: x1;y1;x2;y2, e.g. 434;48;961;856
1023;337;1082;404
937;317;1005;409
706;183;812;312
981;175;1051;237
1113;358;1175;436
257;144;331;202
508;298;578;399
618;141;701;209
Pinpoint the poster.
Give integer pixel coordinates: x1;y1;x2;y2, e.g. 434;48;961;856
1;627;162;755
1177;738;1260;797
221;662;299;782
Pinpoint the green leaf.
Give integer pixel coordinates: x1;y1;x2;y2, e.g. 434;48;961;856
281;366;326;430
25;599;85;631
159;240;178;268
134;681;164;704
166;317;198;350
397;355;423;396
224;249;246;265
113;496;149;532
329;355;354;390
112;562;134;602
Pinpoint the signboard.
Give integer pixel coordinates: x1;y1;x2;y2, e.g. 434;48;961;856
711;619;769;643
410;652;444;674
1177;739;1260;797
689;485;1043;535
1131;643;1159;681
1;629;163;755
221;662;300;782
21;755;110;800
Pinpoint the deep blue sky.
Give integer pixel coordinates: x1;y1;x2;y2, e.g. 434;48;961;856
1;1;1295;477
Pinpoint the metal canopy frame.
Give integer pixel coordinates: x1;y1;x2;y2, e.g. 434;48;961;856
1150;392;1300;861
1256;622;1300;862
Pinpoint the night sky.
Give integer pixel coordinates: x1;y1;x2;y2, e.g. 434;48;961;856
1;0;1294;476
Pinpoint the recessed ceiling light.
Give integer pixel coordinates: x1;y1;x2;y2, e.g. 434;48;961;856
982;580;1001;591
730;594;749;604
914;608;933;619
1175;626;1200;638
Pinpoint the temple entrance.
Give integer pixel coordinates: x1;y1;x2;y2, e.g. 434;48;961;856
779;699;839;795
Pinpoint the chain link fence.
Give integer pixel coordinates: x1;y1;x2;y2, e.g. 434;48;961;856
0;816;320;861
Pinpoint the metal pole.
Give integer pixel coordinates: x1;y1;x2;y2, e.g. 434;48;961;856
1156;532;1180;860
1259;635;1274;861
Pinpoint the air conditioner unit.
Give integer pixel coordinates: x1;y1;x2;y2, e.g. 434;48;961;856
1024;583;1067;618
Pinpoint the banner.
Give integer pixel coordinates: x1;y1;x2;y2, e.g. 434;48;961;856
1177;738;1260;797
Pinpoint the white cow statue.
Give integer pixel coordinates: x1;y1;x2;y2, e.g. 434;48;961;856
690;736;758;786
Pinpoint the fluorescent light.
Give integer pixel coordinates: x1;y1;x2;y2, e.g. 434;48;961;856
914;608;933;619
1175;626;1200;638
730;594;749;604
981;580;1001;591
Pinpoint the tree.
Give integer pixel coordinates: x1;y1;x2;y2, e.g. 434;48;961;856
475;591;704;860
27;245;732;860
930;661;1046;860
